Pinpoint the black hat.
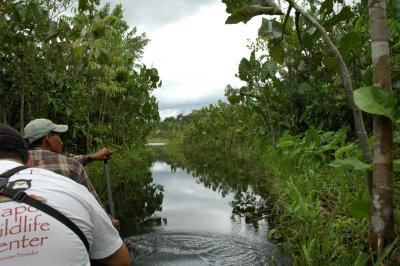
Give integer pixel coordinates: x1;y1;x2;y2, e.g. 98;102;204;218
0;123;29;163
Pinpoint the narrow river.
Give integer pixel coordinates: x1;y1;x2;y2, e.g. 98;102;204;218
124;158;289;265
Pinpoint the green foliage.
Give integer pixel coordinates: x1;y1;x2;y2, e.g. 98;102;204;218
265;142;371;264
0;1;160;150
393;0;400;20
329;158;371;171
224;1;379;139
339;31;362;58
276;125;354;163
354;86;399;124
222;0;283;24
322;6;355;30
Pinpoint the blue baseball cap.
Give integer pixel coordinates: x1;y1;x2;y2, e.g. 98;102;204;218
24;119;68;144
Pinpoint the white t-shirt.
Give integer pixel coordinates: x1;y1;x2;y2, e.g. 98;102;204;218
0;160;123;266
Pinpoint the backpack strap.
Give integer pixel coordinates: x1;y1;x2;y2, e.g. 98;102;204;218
0;165;28;188
0;166;90;252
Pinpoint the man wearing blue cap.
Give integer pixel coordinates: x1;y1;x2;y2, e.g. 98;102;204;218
24;118;120;230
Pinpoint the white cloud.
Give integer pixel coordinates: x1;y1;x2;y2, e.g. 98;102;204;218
140;3;261;119
108;0;215;30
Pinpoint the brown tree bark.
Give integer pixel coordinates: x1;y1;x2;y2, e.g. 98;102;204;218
368;0;394;258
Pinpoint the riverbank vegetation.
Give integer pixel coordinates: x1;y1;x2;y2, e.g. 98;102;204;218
151;0;400;264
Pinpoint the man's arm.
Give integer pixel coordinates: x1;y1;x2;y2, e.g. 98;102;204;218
91;243;131;266
72;148;112;166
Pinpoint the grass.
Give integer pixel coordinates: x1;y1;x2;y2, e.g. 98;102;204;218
261;147;398;265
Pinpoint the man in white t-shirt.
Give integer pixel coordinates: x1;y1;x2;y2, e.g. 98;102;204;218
0;123;131;266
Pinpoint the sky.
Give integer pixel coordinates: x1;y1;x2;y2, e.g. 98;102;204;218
103;0;262;120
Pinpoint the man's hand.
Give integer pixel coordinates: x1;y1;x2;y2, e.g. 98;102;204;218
112;219;121;231
90;148;112;161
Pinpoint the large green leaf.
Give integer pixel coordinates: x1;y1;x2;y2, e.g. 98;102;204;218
339;31;362;57
225;3;283;24
329;157;371;170
277;135;296;149
262;60;277;78
322;6;354;29
346;201;370;219
277;140;295;149
268;41;284;64
354;87;398;121
301;29;319;51
258;18;282;40
238;58;252;82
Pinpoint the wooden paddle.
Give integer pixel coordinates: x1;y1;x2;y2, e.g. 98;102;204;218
103;160;115;218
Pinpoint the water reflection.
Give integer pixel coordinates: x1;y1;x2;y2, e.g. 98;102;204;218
152;161;268;240
153;162;235;233
125;145;290;265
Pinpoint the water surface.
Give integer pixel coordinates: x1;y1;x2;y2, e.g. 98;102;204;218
125;161;288;265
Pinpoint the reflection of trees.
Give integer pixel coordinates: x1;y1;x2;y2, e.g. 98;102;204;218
113;170;164;225
88;149;164;236
155;145;274;222
112;163;164;237
231;191;271;223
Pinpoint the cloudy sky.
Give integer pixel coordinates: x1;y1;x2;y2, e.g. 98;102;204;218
103;0;262;119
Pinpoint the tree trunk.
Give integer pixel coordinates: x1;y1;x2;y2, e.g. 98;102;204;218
286;0;374;192
19;88;25;134
262;94;276;149
368;0;394;257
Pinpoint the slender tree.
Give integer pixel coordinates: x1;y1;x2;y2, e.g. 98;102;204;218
368;0;394;257
285;0;373;185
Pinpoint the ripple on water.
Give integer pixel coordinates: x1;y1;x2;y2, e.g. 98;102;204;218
125;230;290;266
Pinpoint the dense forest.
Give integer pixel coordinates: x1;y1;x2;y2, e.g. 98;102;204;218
2;0;400;264
0;0;160;152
